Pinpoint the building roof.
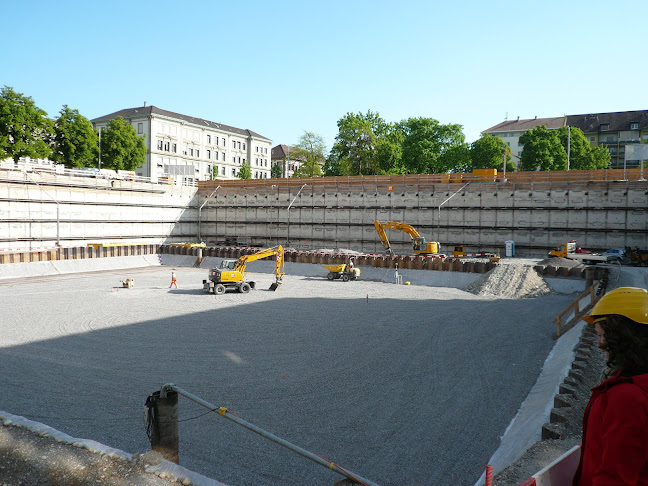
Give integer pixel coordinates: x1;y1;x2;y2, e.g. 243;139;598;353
271;144;295;159
91;105;271;141
566;110;648;133
483;116;566;134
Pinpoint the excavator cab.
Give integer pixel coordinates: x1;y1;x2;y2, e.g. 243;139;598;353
219;259;237;270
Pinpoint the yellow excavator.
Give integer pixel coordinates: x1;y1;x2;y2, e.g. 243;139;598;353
374;220;440;255
203;245;284;295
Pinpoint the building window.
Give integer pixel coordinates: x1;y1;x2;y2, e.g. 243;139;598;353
238;156;241;163
196;149;200;158
601;124;610;131
221;167;225;175
207;149;211;159
232;140;236;148
631;123;639;130
163;141;170;152
238;141;241;149
214;151;218;161
222;138;225;146
232;168;236;176
243;143;246;150
172;143;177;153
222;152;225;161
207;135;211;144
138;123;143;134
157;140;163;150
256;146;259;153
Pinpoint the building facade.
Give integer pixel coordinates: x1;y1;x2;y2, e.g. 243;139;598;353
271;144;303;178
483;110;648;169
92;105;272;183
566;111;648;169
482;116;566;161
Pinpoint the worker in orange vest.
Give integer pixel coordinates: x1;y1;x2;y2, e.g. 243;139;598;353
169;271;178;289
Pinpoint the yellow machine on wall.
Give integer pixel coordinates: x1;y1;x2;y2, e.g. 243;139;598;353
203;245;284;295
374;220;440;255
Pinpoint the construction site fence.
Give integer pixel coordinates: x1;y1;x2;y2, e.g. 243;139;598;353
198;168;648;193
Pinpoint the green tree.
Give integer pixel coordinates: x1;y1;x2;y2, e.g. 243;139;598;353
376;126;405;174
99;117;146;171
470;134;514;171
0;86;54;162
556;126;610;170
237;162;252;179
330;111;381;175
292;131;325;178
400;117;466;173
519;125;567;171
270;162;283;179
52;105;98;168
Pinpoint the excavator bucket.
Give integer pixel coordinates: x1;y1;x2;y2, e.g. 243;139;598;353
269;280;282;291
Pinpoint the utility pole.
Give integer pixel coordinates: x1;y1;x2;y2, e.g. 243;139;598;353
567;126;571;171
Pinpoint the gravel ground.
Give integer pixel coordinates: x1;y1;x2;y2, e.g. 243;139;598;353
0;423;187;486
0;263;582;485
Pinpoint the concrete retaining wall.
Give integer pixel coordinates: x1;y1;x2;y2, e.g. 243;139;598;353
2;169;646;257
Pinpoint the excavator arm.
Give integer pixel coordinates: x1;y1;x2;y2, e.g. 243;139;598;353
233;245;285;283
374;220;422;254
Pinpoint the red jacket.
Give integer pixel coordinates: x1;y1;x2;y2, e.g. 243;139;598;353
573;369;648;485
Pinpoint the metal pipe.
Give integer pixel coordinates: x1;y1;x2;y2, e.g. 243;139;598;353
287;183;307;247
437;181;471;242
198;185;220;243
160;383;380;486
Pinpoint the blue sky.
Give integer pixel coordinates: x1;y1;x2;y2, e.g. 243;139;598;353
3;1;646;152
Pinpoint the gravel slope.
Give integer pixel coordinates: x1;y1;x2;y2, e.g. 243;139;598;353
0;264;577;485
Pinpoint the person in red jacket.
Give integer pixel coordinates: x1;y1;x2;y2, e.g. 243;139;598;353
573;287;648;485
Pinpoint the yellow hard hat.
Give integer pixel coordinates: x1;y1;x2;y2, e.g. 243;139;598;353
583;287;648;325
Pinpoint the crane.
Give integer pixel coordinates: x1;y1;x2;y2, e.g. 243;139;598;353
203;245;284;294
374;220;440;255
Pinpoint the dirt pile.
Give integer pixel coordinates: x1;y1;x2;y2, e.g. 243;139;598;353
466;264;553;298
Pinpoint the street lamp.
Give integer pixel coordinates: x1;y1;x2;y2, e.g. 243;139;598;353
286;183;307;247
198;185;220;243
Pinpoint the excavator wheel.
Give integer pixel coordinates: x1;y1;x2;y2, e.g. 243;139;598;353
239;283;251;293
215;284;226;295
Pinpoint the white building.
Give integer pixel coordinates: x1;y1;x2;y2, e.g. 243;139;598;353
92;105;272;183
482;116;566;161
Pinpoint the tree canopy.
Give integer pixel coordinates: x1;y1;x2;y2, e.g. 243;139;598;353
0;86;54;162
519;125;610;171
329;111;380;175
470;134;514;172
292;131;325;178
519;125;567;171
99;117;146;171
555;126;610;170
399;117;468;173
270;162;283;179
52;105;98;168
237;162;252;179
